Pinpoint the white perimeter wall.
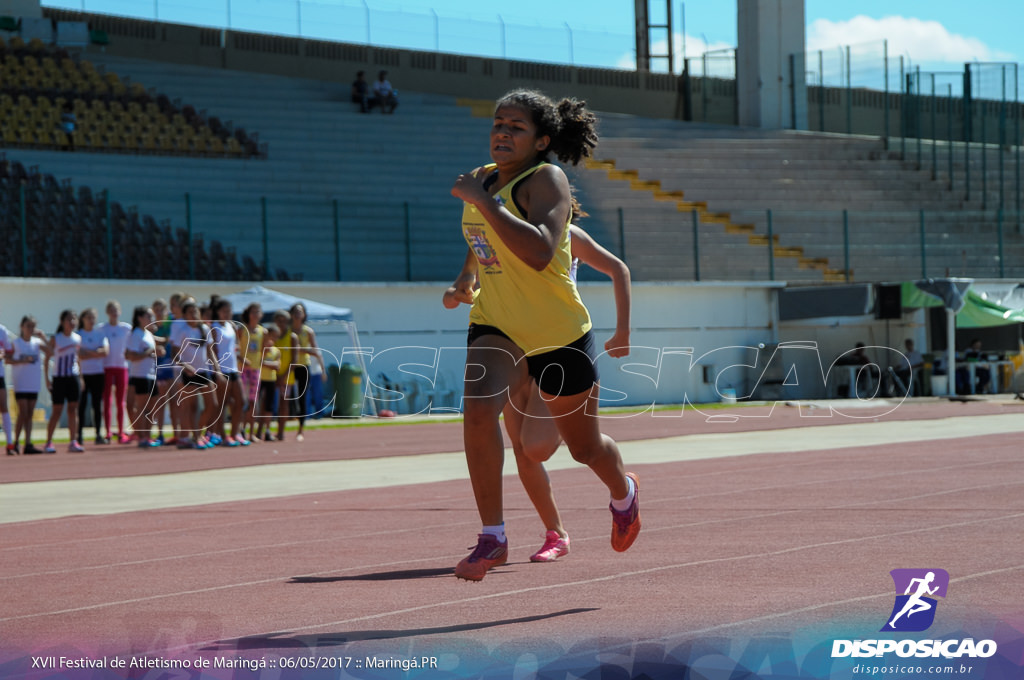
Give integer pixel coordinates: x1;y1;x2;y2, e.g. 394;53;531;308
0;278;784;414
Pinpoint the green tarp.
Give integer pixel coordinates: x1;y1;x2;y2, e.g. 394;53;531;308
901;280;1024;328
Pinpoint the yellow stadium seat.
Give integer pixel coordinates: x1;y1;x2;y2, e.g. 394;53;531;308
106;133;124;151
17;127;37;145
51;130;70;149
123;133;140;152
86;131;104;150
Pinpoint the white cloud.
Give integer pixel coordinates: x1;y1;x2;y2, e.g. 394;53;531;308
807;15;1016;66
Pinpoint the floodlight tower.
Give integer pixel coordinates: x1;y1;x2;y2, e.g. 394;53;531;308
635;0;674;73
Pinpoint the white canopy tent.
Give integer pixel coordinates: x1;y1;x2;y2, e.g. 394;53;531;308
222;286;371;415
223;285;354;322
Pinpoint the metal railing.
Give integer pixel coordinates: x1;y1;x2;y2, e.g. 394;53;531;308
7;183;1023;283
42;0;638;69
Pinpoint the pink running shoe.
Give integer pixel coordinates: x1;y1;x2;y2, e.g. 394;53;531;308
454;534;508;581
530;530;570;562
68;440;85;453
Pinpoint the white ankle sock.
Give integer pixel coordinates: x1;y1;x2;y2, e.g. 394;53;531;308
482;524;506;543
2;412;11;444
610;475;636;512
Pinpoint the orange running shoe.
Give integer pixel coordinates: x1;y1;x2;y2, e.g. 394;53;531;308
610;472;641;552
454;534;508;581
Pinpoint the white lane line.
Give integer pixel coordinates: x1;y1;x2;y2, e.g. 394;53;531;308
2;413;1022;523
156;511;1024;657
4;455;1019;580
643;563;1024;643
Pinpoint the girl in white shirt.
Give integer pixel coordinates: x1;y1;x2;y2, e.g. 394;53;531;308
77;308;110;445
44;309;84;453
125;306;160;447
0;317;12;455
174;300;221;449
210;298;248;447
101;300;132;444
7;316;47;454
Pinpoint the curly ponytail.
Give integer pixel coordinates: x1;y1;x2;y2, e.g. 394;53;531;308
550;97;598;166
495;89;599;166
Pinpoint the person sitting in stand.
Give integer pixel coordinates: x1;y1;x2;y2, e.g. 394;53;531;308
350;70;369;113
956;338;991;394
835;342;877;398
895;338;924;396
371;70;398;114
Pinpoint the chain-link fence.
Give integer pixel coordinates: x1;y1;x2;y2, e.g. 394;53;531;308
42;0;637;69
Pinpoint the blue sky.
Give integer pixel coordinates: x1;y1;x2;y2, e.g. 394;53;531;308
45;0;1023;79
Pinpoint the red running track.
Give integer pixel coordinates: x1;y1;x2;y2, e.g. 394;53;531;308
1;400;1023;676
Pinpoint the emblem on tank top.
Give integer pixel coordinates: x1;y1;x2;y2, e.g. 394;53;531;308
466;227;501;270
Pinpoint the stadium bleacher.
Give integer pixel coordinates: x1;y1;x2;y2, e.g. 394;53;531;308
0;29;1021;284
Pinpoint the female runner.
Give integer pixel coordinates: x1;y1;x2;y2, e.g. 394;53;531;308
448;90;639;580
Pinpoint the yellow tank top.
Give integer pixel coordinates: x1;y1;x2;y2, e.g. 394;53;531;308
274;331;296;385
260;346;280;382
462;162;591;354
295;324;313;366
243;324;266;372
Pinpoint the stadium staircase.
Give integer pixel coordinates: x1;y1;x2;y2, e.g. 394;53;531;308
572;120;1024;283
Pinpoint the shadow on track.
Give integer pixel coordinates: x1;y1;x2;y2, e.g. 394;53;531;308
201;608;600;650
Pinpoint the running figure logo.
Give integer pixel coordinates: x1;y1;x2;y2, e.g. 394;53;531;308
882;568;949;632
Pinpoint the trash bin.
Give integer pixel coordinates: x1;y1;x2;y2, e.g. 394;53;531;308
333;363;363;418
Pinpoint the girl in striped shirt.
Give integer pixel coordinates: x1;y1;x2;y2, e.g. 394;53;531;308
44;310;85;453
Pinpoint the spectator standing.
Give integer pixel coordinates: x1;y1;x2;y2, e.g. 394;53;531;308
44;310;84;453
174;299;220;450
254;324;281;442
151;298;174;444
8;316;47;454
60;102;76;151
77;308;109;445
289;302;326;441
210;298;248;447
100;300;132;443
272;309;299;441
239;303;265;443
0;315;13;455
125;306;161;448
